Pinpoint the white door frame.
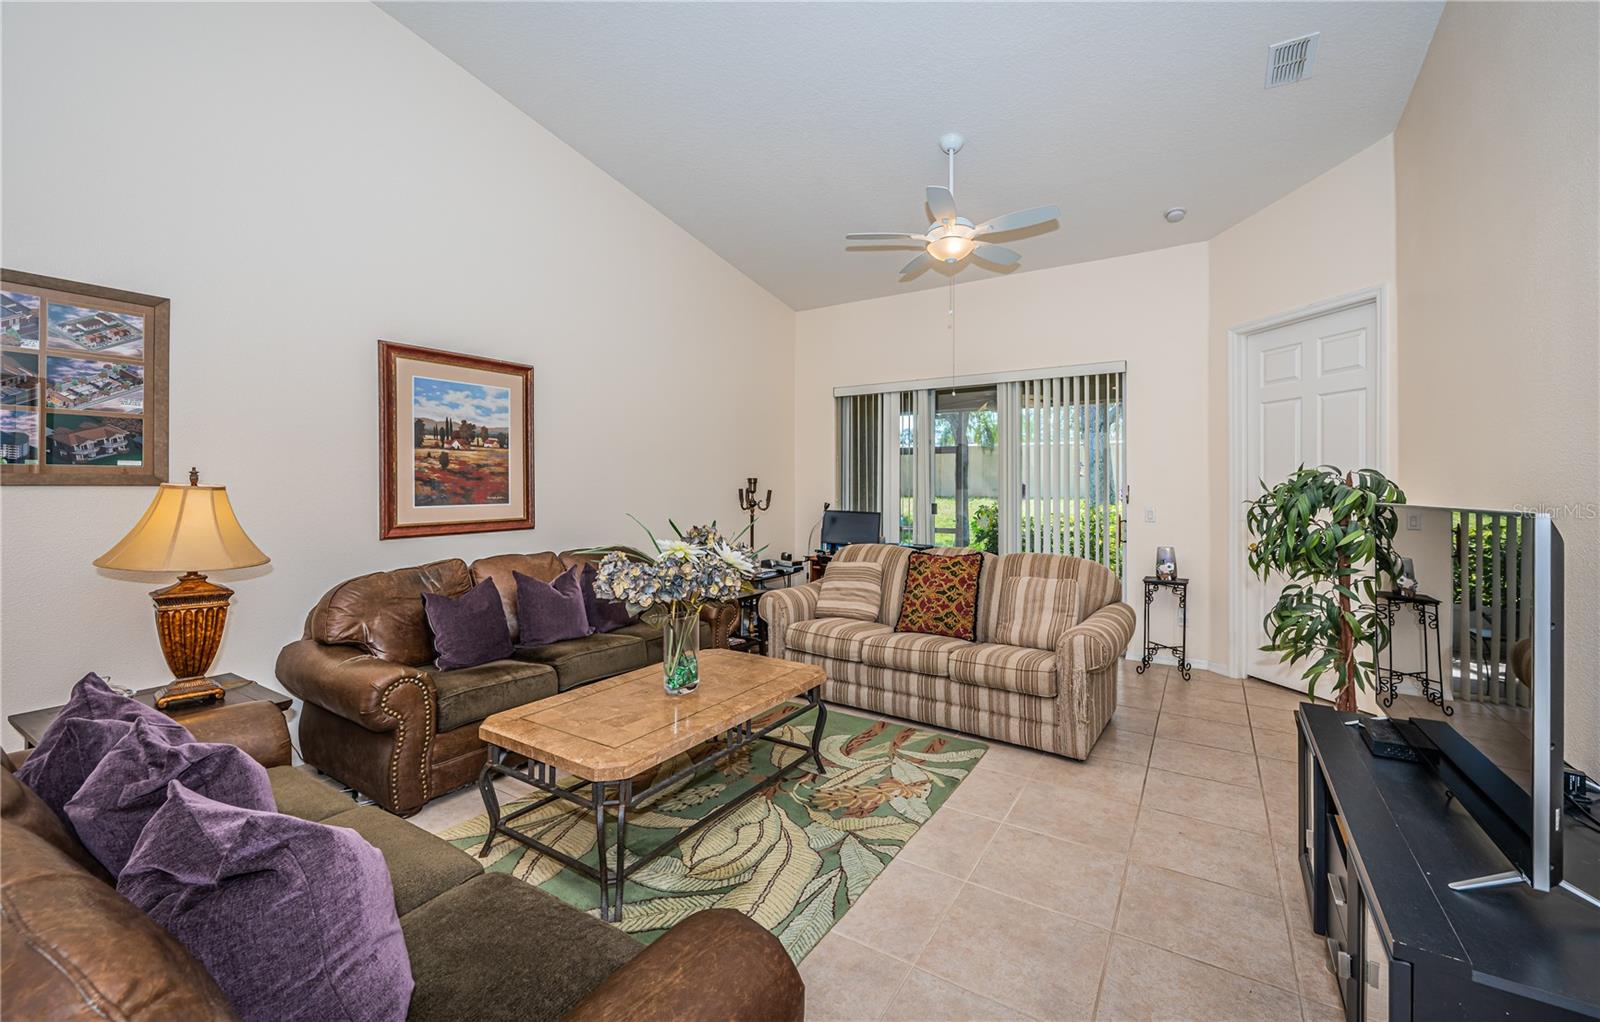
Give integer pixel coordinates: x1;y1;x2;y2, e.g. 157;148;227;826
1226;285;1391;680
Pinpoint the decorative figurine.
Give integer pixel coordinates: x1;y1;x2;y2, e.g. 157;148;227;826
1394;556;1418;596
1155;546;1177;581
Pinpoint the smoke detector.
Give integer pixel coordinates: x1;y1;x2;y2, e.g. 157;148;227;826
1265;33;1320;88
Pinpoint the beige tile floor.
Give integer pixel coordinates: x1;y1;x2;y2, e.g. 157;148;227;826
405;662;1338;1022
803;662;1339;1022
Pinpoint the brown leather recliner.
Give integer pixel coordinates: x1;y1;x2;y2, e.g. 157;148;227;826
276;548;737;816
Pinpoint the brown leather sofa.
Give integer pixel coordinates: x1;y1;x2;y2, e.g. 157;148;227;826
276;547;737;816
1;701;804;1022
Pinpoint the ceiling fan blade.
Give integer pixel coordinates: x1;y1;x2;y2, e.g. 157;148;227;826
973;204;1061;236
973;242;1021;266
926;186;958;224
846;232;927;242
900;252;935;276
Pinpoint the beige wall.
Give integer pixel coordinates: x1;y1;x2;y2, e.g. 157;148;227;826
0;3;795;745
793;139;1401;674
794;244;1213;664
1395;1;1599;772
1207;136;1400;678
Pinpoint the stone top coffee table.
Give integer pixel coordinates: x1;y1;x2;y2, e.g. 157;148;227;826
477;648;827;921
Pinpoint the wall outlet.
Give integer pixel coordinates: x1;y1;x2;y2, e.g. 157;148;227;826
1406;512;1423;531
1144;507;1157;524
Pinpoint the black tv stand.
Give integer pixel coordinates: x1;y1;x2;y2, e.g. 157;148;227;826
1297;704;1600;1020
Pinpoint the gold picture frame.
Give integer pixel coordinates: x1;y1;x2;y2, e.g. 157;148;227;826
378;340;534;539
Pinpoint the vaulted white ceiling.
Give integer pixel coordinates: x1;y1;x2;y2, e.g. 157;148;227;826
383;2;1443;310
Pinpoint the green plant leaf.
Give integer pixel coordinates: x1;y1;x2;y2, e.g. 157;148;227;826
626;514;664;556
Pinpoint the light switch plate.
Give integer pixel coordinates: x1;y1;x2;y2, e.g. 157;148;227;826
1406;512;1423;531
1144;507;1157;523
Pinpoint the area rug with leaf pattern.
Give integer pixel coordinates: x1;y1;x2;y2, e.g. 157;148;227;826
438;704;987;962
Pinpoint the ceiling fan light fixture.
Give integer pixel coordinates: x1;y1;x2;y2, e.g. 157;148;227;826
931;235;975;262
847;131;1060;278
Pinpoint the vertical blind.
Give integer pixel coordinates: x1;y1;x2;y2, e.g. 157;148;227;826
1451;511;1533;707
1011;372;1126;572
897;391;917;543
835;393;882;512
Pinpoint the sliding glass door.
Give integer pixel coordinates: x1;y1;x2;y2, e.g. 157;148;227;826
932;386;998;549
897;394;916;543
835;364;1126;576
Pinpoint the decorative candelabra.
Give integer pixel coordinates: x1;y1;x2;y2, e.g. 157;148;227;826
737;476;772;553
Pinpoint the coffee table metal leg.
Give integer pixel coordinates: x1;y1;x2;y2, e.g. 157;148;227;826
809;693;828;776
613;778;631;923
592;781;613;921
477;758;501;858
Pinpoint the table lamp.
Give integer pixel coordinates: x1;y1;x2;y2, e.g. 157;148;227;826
93;468;269;708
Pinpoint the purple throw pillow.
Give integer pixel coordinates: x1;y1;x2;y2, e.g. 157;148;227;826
66;718;275;877
61;673;178;729
16;716;136;828
515;566;594;647
423;577;514;671
119;782;413;1022
16;673;192;823
580;561;636;634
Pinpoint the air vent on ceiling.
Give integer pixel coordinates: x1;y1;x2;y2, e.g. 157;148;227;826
1265;32;1319;88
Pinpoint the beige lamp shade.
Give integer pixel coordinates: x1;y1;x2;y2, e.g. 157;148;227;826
94;482;269;574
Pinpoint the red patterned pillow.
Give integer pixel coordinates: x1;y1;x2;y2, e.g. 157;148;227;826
895;551;984;641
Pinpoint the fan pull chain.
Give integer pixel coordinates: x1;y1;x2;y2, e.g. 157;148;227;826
948;278;958;395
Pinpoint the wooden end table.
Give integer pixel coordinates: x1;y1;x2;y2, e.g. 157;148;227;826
477;648;827;922
8;673;292;748
727;562;805;655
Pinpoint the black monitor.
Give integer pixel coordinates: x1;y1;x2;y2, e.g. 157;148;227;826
820;509;881;550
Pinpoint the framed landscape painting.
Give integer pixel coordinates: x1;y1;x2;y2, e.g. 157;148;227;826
378;340;533;539
0;269;168;485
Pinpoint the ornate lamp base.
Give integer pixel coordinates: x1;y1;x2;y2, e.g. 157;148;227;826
154;676;226;710
150;572;232;709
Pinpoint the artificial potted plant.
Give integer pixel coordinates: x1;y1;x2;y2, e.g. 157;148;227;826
1245;466;1405;712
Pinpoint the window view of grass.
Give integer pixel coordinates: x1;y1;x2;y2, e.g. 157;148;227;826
1018;501;1124;576
905;496;1122;572
931;496;997;548
886;386;1124;574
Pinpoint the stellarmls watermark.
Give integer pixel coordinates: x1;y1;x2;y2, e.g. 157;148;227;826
1513;502;1600;520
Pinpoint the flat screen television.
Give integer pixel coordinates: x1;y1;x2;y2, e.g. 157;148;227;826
1377;505;1591;906
820;509;882;550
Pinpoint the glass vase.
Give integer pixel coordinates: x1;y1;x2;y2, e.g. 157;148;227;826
661;603;701;695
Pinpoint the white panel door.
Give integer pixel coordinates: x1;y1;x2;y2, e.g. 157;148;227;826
1245;301;1379;688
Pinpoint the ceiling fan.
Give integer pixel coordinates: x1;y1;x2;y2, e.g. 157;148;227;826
846;132;1061;277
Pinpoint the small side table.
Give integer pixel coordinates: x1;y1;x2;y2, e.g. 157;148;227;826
728;563;805;656
1138;576;1191;682
807;552;832;583
1374;591;1451;715
8;673;292;749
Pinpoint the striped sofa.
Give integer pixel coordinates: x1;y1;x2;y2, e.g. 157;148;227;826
758;545;1137;759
